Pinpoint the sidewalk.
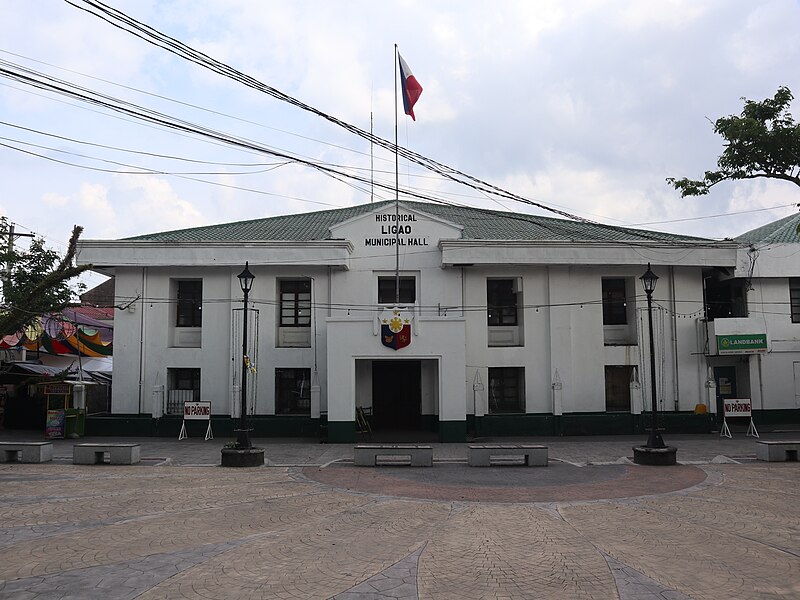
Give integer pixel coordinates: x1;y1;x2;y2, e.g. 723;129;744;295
1;428;795;466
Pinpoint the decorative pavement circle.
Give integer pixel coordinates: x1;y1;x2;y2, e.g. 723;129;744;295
302;461;708;502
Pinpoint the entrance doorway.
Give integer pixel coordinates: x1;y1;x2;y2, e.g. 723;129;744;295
371;360;421;430
714;366;737;424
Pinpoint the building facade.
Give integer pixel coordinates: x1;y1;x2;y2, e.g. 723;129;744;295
76;201;800;441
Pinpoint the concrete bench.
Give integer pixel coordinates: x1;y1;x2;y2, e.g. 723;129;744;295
0;441;53;463
73;443;141;465
354;444;433;467
756;441;799;462
468;444;548;467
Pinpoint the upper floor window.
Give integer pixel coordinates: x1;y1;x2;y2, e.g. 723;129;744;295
378;276;415;304
487;279;518;326
602;278;627;325
791;278;800;323
176;280;202;327
280;280;311;327
705;276;748;320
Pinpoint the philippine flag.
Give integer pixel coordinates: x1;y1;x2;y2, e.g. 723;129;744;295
398;53;423;121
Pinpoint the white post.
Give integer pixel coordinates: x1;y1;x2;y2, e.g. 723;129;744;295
473;370;485;417
73;383;87;410
630;367;642;415
551;369;563;416
705;367;717;415
151;385;163;418
311;369;321;419
230;384;241;419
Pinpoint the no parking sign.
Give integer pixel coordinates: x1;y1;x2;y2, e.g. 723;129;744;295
721;399;758;439
178;401;213;440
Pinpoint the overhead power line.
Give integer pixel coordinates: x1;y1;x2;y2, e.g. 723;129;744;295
61;0;747;249
4;58;731;248
63;0;658;231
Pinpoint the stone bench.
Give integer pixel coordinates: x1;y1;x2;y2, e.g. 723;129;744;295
354;444;433;467
73;443;141;465
0;441;53;463
756;440;799;462
468;444;548;467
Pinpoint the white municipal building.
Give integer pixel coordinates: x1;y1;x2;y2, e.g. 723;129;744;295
76;201;800;442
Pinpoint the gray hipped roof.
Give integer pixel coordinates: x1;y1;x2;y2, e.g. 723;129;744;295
127;201;710;244
736;211;800;244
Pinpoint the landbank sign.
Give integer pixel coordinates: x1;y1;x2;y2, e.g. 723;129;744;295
716;334;768;355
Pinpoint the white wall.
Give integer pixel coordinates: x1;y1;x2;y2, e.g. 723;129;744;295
746;278;800;410
105;203;800;424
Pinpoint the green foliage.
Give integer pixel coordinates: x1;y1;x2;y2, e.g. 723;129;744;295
668;86;800;197
0;218;91;335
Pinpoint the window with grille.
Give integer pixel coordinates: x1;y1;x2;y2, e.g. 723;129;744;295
488;367;525;413
378;276;415;304
176;280;202;327
487;279;518;326
279;280;311;327
791;279;800;323
275;368;311;415
167;368;200;415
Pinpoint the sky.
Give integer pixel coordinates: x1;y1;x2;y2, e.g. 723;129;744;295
2;0;800;289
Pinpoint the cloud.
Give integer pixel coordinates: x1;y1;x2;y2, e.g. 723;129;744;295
116;174;205;234
2;0;800;249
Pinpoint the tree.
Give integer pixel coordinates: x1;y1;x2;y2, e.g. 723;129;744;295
0;218;91;336
667;86;800;197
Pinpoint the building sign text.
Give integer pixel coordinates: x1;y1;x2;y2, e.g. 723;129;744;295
366;213;429;247
716;334;767;355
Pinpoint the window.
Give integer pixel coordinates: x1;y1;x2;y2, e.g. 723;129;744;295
176;280;202;327
280;280;311;327
275;368;311;415
487;279;518;326
167;368;200;415
378;276;415;304
791;279;800;323
704;276;747;320
602;279;627;325
605;366;634;412
488;367;525;413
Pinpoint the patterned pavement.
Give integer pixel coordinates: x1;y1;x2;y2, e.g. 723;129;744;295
0;438;798;599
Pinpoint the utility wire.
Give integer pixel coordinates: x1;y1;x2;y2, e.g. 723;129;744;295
1;60;725;247
65;0;693;244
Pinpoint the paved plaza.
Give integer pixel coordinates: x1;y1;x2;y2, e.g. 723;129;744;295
0;433;798;599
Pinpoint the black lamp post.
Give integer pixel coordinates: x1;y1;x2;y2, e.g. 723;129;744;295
236;262;255;449
639;263;666;449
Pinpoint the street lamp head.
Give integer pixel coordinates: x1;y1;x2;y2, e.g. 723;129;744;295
237;262;255;293
640;263;658;295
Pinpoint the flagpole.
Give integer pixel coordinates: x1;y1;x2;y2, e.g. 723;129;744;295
370;110;374;204
394;44;400;305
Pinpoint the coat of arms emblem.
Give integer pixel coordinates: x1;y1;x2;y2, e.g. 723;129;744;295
379;306;413;350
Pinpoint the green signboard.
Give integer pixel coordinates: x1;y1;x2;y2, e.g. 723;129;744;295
716;334;767;354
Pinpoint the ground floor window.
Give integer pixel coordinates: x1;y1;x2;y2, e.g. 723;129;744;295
488;367;525;413
605;365;634;412
275;368;311;415
167;368;200;415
